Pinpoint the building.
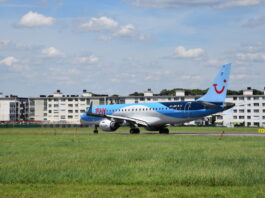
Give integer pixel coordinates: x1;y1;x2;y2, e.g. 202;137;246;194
0;88;264;126
215;87;265;127
0;94;29;121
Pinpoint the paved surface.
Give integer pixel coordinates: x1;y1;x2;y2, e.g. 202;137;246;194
97;132;265;137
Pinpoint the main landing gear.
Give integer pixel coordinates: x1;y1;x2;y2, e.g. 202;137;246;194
130;128;140;134
93;125;98;134
159;128;169;134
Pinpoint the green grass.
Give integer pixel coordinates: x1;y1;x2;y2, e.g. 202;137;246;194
0;126;261;134
0;131;264;197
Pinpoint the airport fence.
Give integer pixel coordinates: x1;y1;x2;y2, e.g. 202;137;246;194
0;121;88;128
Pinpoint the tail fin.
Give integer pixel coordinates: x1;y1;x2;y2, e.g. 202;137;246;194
198;63;231;103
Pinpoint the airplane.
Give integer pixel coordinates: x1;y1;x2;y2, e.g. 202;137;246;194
80;63;235;134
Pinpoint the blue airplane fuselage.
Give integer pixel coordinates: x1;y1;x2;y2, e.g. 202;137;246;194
81;101;225;127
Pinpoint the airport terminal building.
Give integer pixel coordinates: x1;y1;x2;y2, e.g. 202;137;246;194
0;88;265;127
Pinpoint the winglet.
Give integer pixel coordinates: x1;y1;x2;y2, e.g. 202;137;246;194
87;102;93;114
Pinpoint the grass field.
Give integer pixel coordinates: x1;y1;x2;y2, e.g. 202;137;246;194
0;126;261;134
0;128;264;197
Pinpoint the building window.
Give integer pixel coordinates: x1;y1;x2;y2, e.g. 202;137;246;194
54;104;59;107
233;97;237;100
68;110;73;113
233;116;237;119
49;110;52;113
262;116;265;120
68;104;73;107
61;115;65;119
239;116;244;119
247;109;251;113
239;109;244;113
68;99;73;101
254;109;259;113
253;97;259;100
68;115;73;119
233;109;237;113
75;110;78;113
247;116;251;119
254;103;259;106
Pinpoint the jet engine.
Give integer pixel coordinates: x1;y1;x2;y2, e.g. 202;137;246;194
99;119;120;131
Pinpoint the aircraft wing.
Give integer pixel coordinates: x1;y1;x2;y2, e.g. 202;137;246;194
86;112;149;127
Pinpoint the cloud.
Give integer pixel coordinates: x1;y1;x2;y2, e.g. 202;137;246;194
231;74;247;80
116;24;136;36
173;46;204;58
181;75;201;80
0;56;18;66
236;52;265;62
78;16;150;41
74;55;100;64
41;47;63;57
0;40;11;48
126;0;263;9
18;11;55;27
79;16;118;32
0;56;30;71
242;15;265;28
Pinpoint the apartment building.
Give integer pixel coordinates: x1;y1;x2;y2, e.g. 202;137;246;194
0;88;264;126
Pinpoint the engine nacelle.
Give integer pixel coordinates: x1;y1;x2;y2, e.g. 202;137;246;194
99;119;120;131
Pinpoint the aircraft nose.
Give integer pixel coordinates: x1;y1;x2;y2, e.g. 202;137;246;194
80;113;87;123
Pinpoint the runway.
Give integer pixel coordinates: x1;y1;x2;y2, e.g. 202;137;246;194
99;131;265;137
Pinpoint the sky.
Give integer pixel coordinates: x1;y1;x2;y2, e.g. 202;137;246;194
0;0;264;97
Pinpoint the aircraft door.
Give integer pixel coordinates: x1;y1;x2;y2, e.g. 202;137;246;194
184;102;192;118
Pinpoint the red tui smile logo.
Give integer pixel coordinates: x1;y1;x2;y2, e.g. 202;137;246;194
213;79;226;94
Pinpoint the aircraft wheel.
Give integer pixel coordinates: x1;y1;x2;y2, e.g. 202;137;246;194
130;128;140;134
93;129;98;134
159;128;169;134
135;128;140;134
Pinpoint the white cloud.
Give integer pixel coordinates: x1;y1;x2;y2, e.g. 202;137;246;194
79;16;118;32
215;0;262;9
117;24;136;36
0;40;10;48
18;11;55;27
78;16;149;41
41;47;63;57
74;55;100;64
181;75;201;80
0;56;30;72
243;15;265;28
236;52;265;62
127;0;262;9
0;56;18;66
174;46;204;58
231;74;247;80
